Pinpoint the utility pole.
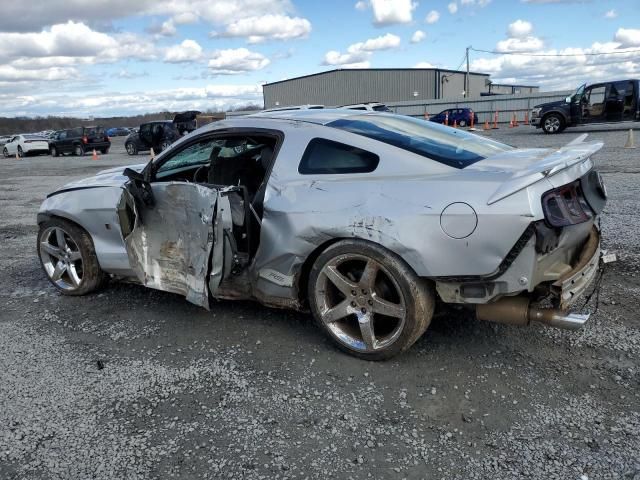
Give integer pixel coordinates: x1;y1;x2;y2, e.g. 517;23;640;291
465;46;470;98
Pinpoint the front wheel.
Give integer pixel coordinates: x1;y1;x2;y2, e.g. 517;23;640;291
458;119;467;127
308;240;435;360
37;218;107;295
160;140;171;152
3;147;8;158
125;142;137;155
101;148;109;154
542;113;565;134
50;146;58;157
17;146;24;157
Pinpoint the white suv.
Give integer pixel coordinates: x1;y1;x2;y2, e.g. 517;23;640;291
339;102;392;112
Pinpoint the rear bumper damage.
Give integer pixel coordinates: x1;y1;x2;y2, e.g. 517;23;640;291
475;227;601;330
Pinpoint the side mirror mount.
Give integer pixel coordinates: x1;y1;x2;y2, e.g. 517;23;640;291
123;167;144;182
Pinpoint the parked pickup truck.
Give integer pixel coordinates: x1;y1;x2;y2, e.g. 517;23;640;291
531;79;640;133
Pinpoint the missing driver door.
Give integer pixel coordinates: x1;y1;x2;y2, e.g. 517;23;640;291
117;181;219;308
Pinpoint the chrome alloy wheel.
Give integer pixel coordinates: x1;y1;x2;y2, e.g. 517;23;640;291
39;226;84;290
314;253;407;353
544;115;561;133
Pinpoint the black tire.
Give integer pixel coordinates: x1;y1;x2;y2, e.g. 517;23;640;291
308;239;435;360
125;142;137;155
74;144;84;156
101;148;109;154
37;218;107;296
50;146;58;157
542;113;565;134
160;140;171;152
458;119;467;127
2;147;8;158
17;146;24;158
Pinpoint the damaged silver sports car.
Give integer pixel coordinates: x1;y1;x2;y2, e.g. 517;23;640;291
37;110;607;359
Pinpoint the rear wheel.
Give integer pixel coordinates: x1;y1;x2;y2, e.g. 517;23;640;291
542;113;564;134
160;140;171;152
74;144;84;156
101;147;109;154
37;218;107;295
308;240;435;360
50;146;58;157
458;119;467;127
125;142;137;155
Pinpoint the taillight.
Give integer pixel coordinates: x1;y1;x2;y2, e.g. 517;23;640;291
542;181;593;227
104;136;110;141
82;136;88;144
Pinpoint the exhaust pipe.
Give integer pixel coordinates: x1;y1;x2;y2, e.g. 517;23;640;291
476;296;589;330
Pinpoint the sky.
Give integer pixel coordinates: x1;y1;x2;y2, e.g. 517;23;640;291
0;0;639;117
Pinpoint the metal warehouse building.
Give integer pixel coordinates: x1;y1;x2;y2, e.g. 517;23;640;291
262;68;539;109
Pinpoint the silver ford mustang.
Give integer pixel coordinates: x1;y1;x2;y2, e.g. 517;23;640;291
37;110;606;360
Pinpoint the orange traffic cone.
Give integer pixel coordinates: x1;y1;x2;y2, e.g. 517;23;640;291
524;112;529;124
492;110;499;129
483;119;490;130
150;147;155;159
444;112;449;126
453;119;457;128
92;149;98;160
15;152;19;160
509;118;514;128
424;111;430;121
469;110;476;130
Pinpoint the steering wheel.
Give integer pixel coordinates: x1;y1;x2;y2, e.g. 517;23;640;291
193;165;208;183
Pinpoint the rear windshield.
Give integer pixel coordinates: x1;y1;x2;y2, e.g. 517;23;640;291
372;105;391;112
328;114;512;169
24;134;45;140
84;126;105;136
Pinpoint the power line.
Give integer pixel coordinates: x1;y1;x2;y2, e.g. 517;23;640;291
470;46;640;57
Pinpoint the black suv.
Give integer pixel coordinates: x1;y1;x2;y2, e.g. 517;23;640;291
49;126;111;156
124;121;181;155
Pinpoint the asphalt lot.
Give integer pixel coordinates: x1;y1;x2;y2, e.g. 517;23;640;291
1;125;639;480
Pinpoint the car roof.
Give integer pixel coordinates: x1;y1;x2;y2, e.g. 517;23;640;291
245;108;384;125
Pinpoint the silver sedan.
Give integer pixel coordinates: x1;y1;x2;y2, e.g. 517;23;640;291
37;110;606;359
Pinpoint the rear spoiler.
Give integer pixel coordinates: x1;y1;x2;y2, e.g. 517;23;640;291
487;134;603;205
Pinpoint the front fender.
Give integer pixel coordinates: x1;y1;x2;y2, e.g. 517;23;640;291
38;186;133;275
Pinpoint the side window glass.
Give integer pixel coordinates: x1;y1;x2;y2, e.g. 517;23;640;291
156;139;217;176
588;86;606;105
298;138;379;175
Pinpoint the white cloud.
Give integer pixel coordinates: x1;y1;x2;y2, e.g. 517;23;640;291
355;0;368;10
369;0;416;25
411;30;426;43
215;14;311;43
208;48;270;74
448;2;458;14
414;61;435;68
0;84;264;117
0;21;157;63
471;38;640;91
604;9;617;19
614;28;640;47
496;36;544;52
164;39;203;63
425;10;440;24
323;33;401;67
507;19;533;38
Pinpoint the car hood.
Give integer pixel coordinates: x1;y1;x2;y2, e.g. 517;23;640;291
54;163;147;192
534;99;566;109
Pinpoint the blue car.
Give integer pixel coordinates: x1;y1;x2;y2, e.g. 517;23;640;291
429;108;479;127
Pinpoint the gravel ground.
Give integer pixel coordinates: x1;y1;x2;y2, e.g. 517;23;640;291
1;125;639;479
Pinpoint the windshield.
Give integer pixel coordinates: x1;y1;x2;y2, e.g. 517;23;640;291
84;126;105;136
570;83;586;102
328;114;513;169
372;105;391;112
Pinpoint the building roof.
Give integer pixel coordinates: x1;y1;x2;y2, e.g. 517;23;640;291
263;68;490;87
